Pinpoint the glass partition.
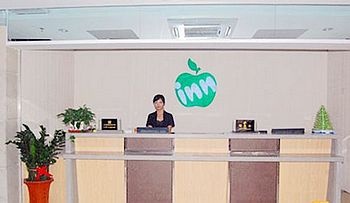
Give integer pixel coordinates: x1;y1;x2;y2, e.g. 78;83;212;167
5;4;350;41
0;10;6;26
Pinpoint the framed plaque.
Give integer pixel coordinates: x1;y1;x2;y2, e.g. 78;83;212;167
101;118;118;130
235;119;255;132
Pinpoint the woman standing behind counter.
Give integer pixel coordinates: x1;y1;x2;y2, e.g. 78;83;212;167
146;94;175;132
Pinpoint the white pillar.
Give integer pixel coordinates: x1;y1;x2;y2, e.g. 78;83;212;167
0;26;21;203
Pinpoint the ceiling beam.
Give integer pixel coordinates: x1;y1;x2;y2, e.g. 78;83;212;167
2;0;350;9
7;39;350;51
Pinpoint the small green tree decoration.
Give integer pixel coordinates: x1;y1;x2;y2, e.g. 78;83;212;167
312;105;335;134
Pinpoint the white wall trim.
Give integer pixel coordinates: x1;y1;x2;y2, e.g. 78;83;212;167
3;0;350;9
7;39;350;51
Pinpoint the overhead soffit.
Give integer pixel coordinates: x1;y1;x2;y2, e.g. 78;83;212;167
3;2;350;50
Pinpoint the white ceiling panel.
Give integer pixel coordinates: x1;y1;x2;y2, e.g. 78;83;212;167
4;4;350;41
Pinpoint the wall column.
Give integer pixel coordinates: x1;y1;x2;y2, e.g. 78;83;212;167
0;26;21;203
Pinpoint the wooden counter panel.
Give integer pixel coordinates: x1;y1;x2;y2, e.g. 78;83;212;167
279;139;332;203
75;137;124;152
175;139;228;153
174;161;228;203
174;139;228;203
75;138;125;203
280;139;332;154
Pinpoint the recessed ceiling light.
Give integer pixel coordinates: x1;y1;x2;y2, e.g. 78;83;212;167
322;27;334;32
58;28;69;33
12;9;49;15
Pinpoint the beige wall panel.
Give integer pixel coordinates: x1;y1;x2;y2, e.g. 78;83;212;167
22;165;28;203
21;51;74;132
328;51;350;193
21;50;74;203
74;50;329;202
74;51;328;133
49;159;66;203
279;139;332;203
75;138;125;203
175;139;228;203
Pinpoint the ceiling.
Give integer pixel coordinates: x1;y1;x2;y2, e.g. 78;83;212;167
4;4;350;41
2;0;350;10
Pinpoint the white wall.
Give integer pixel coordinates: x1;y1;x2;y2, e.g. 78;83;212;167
18;48;346;201
21;50;75;133
328;51;350;193
6;48;20;203
0;27;20;203
1;0;350;9
74;50;327;133
20;50;74;203
0;26;8;203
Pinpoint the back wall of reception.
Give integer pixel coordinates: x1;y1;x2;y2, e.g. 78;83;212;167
19;49;342;203
0;1;349;202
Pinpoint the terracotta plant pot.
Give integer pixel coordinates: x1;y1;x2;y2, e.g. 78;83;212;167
68;129;81;133
24;178;53;203
68;128;93;133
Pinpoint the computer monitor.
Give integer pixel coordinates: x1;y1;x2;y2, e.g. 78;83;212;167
136;127;169;134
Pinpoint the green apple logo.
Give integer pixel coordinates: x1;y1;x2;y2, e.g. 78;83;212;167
175;58;217;107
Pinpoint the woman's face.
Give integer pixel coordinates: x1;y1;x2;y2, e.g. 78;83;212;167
153;99;165;111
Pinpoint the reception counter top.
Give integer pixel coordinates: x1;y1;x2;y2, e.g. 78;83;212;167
64;132;342;162
66;131;338;139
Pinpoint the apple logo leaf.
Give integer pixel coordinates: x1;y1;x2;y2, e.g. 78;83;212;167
188;58;201;75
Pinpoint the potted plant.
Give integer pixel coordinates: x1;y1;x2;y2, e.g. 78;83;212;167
57;105;95;132
6;124;68;203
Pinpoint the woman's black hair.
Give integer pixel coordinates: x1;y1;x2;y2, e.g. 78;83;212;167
153;94;165;103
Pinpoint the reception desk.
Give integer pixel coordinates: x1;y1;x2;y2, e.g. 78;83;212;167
63;132;343;203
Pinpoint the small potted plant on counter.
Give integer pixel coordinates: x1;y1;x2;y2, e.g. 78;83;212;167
6;124;68;203
57;105;95;133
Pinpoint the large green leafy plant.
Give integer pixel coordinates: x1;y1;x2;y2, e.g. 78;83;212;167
57;105;95;131
6;124;67;181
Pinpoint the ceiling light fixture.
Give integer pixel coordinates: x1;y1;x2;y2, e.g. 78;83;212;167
12;9;49;15
58;28;69;33
322;27;334;32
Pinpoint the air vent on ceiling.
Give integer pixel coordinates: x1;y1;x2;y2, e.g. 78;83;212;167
168;18;237;39
252;29;307;39
12;9;49;15
87;29;139;39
